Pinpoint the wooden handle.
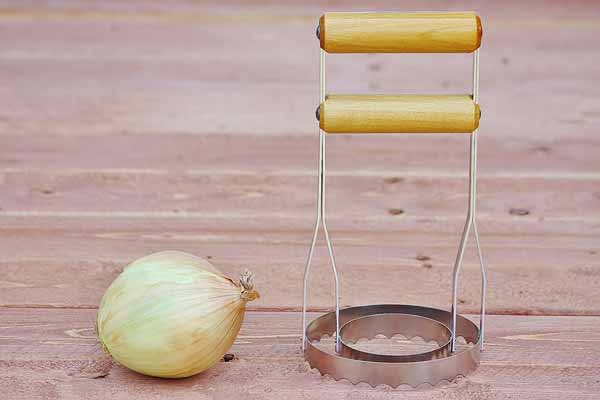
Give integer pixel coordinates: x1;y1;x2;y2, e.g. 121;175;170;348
319;12;482;53
319;95;480;134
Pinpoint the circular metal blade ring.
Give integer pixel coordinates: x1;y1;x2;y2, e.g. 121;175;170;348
304;304;481;388
339;313;452;362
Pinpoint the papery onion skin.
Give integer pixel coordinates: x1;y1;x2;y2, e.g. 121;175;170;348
96;250;258;378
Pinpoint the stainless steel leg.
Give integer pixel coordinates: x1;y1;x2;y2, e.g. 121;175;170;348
302;49;341;353
451;49;487;352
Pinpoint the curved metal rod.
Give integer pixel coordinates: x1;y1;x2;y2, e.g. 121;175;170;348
322;217;341;353
302;209;320;351
450;136;486;352
473;221;487;350
302;49;341;353
450;212;472;353
451;49;487;352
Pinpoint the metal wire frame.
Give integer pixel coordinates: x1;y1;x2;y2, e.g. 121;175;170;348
302;49;341;353
450;49;487;352
302;48;487;356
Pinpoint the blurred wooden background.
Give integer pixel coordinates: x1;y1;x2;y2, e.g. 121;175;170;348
1;1;599;398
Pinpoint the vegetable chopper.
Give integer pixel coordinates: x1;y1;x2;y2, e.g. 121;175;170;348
302;12;487;387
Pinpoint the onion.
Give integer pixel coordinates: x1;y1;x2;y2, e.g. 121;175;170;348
96;250;259;378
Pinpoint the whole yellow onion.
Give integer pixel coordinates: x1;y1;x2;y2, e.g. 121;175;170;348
96;250;259;378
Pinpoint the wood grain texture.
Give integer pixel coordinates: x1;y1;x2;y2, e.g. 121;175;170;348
2;169;598;223
0;218;598;313
320;95;479;133
3;133;599;175
1;309;600;399
0;2;598;138
320;12;482;53
0;133;598;313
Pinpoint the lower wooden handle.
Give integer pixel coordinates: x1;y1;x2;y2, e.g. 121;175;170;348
319;95;480;134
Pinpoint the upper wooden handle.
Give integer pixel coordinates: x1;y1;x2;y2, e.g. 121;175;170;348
319;12;482;53
319;95;480;134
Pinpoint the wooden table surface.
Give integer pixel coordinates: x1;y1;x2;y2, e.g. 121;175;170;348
1;1;599;398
